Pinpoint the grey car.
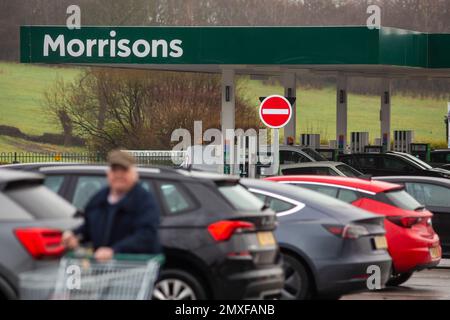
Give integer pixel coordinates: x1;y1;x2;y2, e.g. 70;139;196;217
240;178;392;300
373;176;450;258
0;169;79;299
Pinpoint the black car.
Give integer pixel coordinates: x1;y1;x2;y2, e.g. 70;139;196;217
430;149;450;169
339;151;450;178
8;164;283;300
373;176;450;258
280;162;363;177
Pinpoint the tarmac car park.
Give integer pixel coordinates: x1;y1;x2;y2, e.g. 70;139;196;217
240;178;391;300
3;157;450;300
267;175;442;286
1;165;284;300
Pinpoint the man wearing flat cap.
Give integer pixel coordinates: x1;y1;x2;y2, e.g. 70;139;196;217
62;150;161;261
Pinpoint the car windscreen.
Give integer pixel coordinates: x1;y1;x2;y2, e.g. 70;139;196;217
336;164;362;177
5;183;76;219
301;148;327;161
381;189;424;211
400;153;432;169
218;183;265;212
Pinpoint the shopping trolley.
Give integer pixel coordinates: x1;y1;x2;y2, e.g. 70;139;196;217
19;251;164;300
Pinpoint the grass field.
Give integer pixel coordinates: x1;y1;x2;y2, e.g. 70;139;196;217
0;61;448;153
239;78;448;147
0;62;81;135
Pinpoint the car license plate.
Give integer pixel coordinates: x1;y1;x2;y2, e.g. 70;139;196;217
430;246;441;259
374;236;388;250
257;232;275;247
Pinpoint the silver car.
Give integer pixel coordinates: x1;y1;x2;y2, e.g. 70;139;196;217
0;169;79;299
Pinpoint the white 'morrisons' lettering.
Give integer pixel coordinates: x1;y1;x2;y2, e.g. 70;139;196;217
109;31;117;57
42;33;184;59
117;39;131;57
43;34;65;57
170;39;183;58
86;39;97;57
133;39;151;58
152;40;168;57
67;39;85;57
98;39;109;57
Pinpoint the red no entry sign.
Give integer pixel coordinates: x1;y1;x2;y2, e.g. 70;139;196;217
259;95;292;129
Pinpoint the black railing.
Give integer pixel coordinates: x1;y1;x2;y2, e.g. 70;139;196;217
0;151;183;167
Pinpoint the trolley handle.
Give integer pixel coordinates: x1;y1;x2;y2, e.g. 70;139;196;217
65;249;165;263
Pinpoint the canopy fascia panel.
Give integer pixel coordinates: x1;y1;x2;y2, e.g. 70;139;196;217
20;26;450;71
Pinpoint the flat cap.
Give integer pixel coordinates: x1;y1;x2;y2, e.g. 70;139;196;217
107;150;136;169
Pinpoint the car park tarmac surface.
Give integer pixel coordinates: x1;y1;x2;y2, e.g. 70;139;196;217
342;260;450;300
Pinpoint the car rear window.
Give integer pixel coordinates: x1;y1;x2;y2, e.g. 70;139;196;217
336;164;362;177
379;189;423;211
0;192;33;221
301;148;327;161
5;184;76;219
218;184;264;212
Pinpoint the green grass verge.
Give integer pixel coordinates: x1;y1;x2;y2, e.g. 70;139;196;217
0;135;86;154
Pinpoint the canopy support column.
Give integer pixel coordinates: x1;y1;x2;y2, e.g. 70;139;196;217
282;73;297;145
336;75;348;153
221;68;235;174
380;79;391;151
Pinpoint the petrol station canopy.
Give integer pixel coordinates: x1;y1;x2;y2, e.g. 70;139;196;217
20;26;450;78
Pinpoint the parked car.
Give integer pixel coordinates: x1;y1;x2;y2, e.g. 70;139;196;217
14;164;283;300
338;151;450;178
266;175;442;286
279;145;327;164
280;161;363;177
179;145;326;174
240;178;391;300
0;169;80;299
373;176;450;258
430;149;450;169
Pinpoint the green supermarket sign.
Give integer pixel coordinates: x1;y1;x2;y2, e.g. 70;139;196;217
20;26;450;68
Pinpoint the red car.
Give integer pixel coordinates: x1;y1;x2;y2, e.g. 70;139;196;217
266;175;442;286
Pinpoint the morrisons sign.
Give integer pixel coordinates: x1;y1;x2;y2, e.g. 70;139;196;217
20;26;383;65
20;26;448;68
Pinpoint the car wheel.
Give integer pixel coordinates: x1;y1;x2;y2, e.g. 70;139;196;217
386;272;414;287
281;254;312;300
152;269;207;300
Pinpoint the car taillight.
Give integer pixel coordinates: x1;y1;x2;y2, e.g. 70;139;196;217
14;228;64;259
387;216;422;228
323;224;369;239
208;220;255;242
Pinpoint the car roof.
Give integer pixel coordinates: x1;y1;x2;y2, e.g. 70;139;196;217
374;176;450;186
0;168;43;189
39;165;239;183
241;178;377;222
266;175;402;193
431;149;450;153
0;162;82;171
280;161;343;169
